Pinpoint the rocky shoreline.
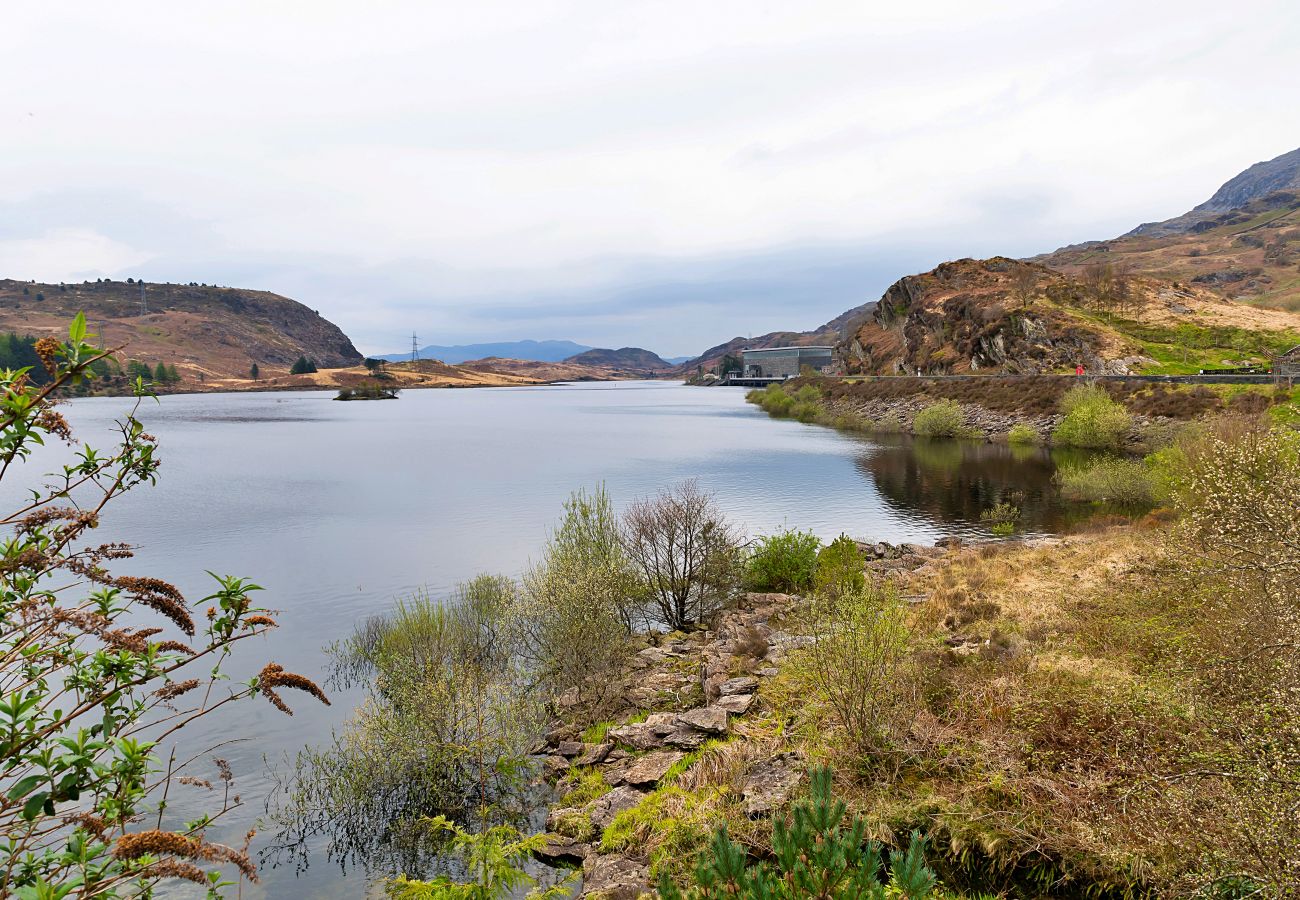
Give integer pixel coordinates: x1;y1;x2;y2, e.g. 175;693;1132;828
530;540;951;899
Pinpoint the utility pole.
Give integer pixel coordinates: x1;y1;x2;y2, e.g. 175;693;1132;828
411;332;419;362
139;280;147;316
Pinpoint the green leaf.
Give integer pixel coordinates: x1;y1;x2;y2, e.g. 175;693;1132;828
7;774;43;801
22;790;50;821
69;312;87;344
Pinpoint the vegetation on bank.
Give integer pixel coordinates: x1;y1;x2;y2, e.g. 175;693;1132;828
0;317;326;898
747;376;1300;446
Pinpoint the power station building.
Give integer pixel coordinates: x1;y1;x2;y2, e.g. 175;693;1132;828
741;346;835;379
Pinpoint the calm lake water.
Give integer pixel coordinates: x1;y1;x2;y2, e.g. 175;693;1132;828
8;381;1098;897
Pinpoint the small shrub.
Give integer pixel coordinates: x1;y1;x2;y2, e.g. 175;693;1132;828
805;583;914;762
658;767;937;900
980;502;1021;535
1052;384;1131;449
913;399;967;437
1055;456;1156;505
812;534;866;600
789;400;820;423
746;529;822;593
1007;423;1039;444
386;816;573;899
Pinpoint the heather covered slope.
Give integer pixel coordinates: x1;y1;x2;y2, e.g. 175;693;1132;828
835;257;1300;376
1036;147;1300;312
0;278;362;380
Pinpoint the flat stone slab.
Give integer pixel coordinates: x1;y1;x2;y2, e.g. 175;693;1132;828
557;740;585;757
719;676;759;696
534;834;591;866
713;693;755;715
676;706;728;734
622;750;684;787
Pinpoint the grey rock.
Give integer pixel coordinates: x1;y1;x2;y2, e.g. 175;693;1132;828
719;676;758;696
662;727;710;750
742;756;803;817
534;834;590;866
713;693;756;715
557;741;585;757
676;706;729;734
588;786;646;830
622;750;684;787
542;754;571;775
582;853;651;899
574;742;612;767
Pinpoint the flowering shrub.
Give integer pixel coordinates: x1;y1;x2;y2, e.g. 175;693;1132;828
0;315;326;897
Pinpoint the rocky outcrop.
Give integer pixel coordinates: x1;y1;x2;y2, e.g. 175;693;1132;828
532;545;948;897
836;259;1126;377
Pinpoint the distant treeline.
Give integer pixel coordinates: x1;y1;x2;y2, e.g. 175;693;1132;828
0;332;182;389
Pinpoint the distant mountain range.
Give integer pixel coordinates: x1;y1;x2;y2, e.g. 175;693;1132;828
375;339;593;364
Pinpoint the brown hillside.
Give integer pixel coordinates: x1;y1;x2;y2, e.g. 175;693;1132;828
0;278;362;382
1036;191;1300;312
836;257;1300;376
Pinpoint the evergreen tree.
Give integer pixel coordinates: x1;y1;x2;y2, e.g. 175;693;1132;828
154;362;168;382
249;362;260;380
126;360;152;381
290;355;318;375
166;364;179;383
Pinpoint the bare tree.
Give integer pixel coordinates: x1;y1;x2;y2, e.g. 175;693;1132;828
620;480;744;630
1011;265;1038;310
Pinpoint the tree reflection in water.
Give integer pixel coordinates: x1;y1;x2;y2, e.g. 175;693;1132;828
854;434;1124;535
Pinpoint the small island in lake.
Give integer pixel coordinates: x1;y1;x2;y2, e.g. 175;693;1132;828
334;384;400;401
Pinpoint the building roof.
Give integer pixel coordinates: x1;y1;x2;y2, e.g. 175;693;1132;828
1280;344;1300;359
742;345;834;353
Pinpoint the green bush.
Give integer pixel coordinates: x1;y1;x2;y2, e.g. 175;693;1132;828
912;399;967;437
749;384;794;416
658;767;937;900
1055;456;1156;505
812;534;866;600
1007;423;1039;444
980;502;1021;535
789;400;820;423
746;529;822;593
1052;385;1131;449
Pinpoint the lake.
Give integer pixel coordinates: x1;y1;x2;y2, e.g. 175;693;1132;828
6;381;1097;896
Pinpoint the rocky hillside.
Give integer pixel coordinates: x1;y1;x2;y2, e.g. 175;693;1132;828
0;278;361;381
836;256;1300;376
564;347;673;374
1037;146;1300;311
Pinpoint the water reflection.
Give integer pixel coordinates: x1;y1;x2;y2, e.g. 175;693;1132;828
855;434;1111;535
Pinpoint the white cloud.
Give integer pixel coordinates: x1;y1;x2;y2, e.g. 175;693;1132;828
1;0;1297;354
0;230;152;284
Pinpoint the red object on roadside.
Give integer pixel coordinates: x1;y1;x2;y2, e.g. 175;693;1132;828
1075;365;1085;376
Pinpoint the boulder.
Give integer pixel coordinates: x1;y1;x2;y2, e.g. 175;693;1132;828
622;750;684;787
574;742;613;767
588;786;647;831
542;754;571;775
582;853;651;899
742;756;803;817
557;740;585;757
676;706;729;734
662;727;711;750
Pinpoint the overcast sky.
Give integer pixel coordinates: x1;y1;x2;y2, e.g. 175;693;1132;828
3;1;1298;356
